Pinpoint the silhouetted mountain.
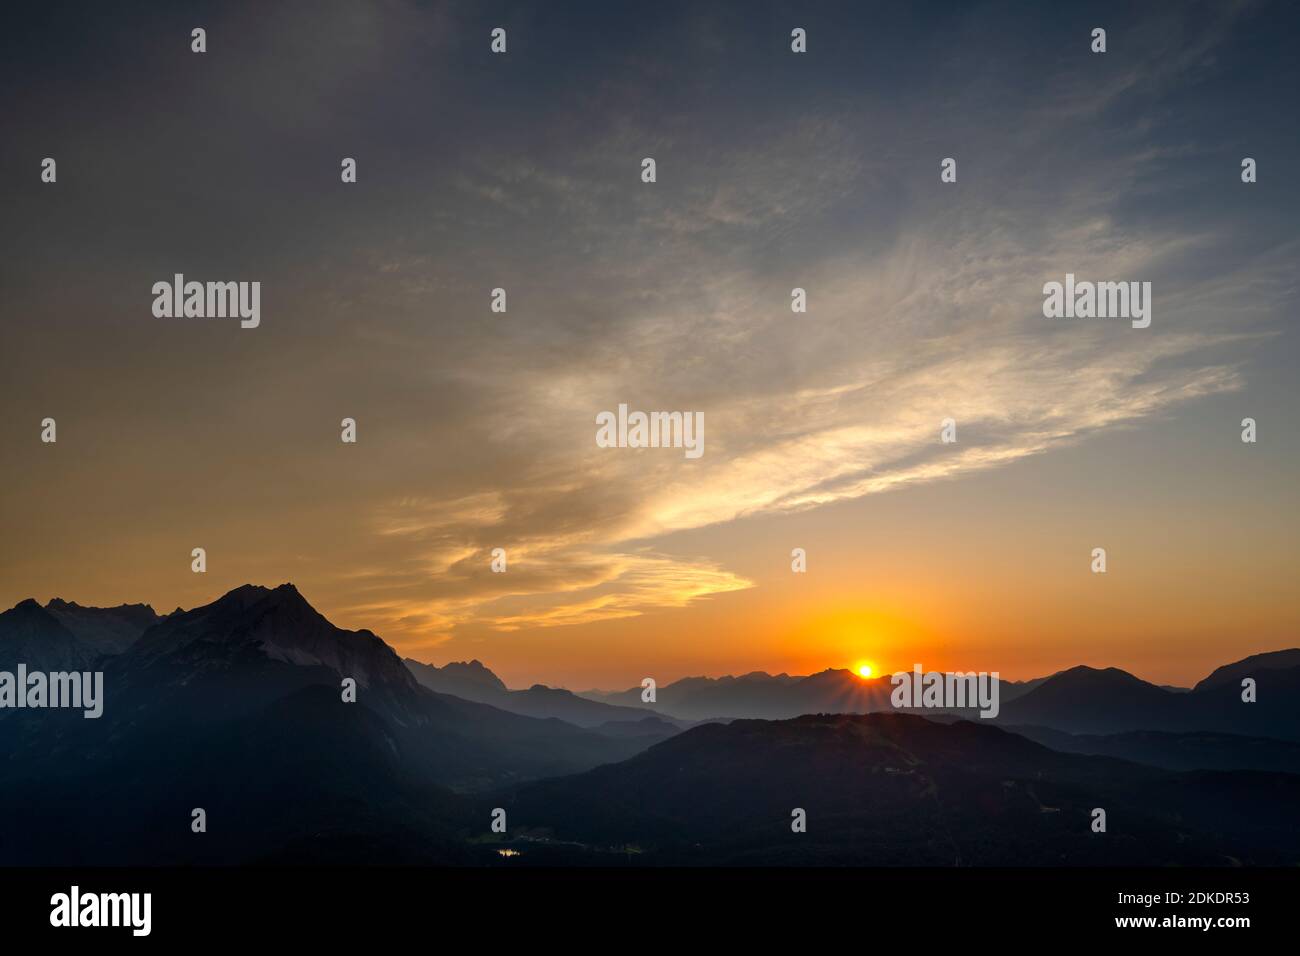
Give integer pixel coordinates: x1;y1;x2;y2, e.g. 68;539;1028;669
405;656;685;729
998;666;1172;734
116;582;426;726
403;658;508;699
1193;649;1300;692
586;669;885;720
0;584;665;864
7;585;1300;866
0;599;93;670
493;713;1300;865
43;598;160;655
1000;675;1052;702
3;681;478;865
505;684;686;729
998;656;1300;740
586;668;1047;721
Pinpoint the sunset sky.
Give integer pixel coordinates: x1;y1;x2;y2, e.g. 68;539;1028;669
2;1;1297;689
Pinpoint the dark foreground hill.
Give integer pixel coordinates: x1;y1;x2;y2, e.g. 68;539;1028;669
489;713;1300;866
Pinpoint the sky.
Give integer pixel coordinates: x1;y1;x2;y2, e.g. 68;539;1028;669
2;0;1297;689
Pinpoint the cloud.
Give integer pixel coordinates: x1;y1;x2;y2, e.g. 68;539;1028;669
3;1;1288;660
347;163;1268;643
324;3;1291;648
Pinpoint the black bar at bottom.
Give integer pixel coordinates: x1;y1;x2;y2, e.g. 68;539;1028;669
0;866;1287;942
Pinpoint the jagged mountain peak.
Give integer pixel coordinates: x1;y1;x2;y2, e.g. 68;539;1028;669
122;583;416;698
404;657;510;695
0;598;89;670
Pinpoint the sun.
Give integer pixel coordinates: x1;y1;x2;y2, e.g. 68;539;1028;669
855;662;874;678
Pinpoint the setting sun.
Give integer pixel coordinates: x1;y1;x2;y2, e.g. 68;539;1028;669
856;663;874;678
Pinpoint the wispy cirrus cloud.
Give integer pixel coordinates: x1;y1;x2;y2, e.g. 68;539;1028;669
337;124;1277;642
4;1;1291;670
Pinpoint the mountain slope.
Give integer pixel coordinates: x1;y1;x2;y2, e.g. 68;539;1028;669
1;584;670;864
998;659;1300;739
403;658;507;699
43;598;159;655
0;599;94;670
1193;648;1300;693
404;656;685;729
997;666;1175;735
494;713;1300;865
1;682;477;865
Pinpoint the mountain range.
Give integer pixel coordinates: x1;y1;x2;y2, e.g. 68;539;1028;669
403;656;686;735
0;597;161;671
0;584;662;864
2;584;1297;865
578;656;1300;742
995;661;1300;739
581;668;1057;721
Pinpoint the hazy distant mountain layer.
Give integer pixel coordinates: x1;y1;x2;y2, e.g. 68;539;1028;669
1005;724;1300;774
403;657;686;731
584;669;1045;722
581;656;1300;742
